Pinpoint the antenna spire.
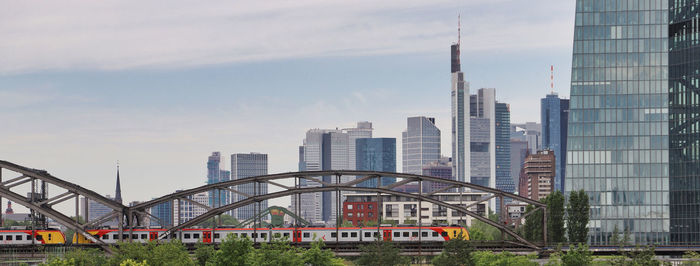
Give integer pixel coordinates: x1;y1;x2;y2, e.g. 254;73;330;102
458;13;461;46
550;65;554;94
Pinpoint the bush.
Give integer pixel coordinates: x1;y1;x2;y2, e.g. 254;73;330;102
355;240;409;266
471;251;538;266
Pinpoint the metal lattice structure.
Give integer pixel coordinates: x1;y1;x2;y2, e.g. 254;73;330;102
131;171;548;249
0;160;128;253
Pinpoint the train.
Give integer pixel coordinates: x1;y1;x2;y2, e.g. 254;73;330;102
0;228;66;245
0;226;468;245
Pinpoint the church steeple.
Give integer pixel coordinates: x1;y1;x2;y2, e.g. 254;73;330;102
115;163;122;204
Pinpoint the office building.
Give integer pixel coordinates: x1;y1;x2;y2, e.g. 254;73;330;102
422;157;453;193
231;153;268;221
345;121;373;171
520;150;555;201
82;195;118;227
512;122;542;153
402;117;441;175
510;139;529;191
207;152;230;208
495;103;514;211
149;201;173;227
541;93;570;192
451;39;471;183
173;192;209;226
355;138;396;187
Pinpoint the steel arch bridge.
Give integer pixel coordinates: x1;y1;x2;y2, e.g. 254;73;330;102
0;161;548;252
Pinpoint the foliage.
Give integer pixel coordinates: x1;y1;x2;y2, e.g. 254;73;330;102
120;259;149;266
471;251;538;266
567;190;590;243
42;257;76;266
468;212;501;241
194;242;216;266
340;220;354;227
302;240;345;266
361;220;378;227
560;244;593;266
63;248;108;266
208;234;253;266
150;240;194;266
683;251;700;266
523;204;544;243
607;245;665;266
546;191;567;243
432;231;474;266
246;239;304;266
402;219;416;225
108;241;155;265
355;240;410;266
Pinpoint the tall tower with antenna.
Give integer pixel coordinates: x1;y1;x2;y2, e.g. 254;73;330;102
451;14;470;184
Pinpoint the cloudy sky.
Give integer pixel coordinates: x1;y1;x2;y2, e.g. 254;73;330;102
1;0;575;213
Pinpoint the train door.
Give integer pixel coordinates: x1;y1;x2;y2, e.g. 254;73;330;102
149;232;158;241
382;230;392;241
293;230;302;243
203;231;212;243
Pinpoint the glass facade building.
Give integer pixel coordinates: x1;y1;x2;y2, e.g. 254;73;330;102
402;117;441;175
669;0;700;244
567;0;670;245
452;43;471;183
231;153;268;221
356;138;397;187
541;93;570;192
495;102;514;194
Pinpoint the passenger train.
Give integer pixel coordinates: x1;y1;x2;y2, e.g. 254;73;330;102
0;226;468;245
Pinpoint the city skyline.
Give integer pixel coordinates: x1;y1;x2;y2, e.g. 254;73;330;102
1;1;577;212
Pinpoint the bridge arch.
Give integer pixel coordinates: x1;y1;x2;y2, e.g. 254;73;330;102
131;171;547;249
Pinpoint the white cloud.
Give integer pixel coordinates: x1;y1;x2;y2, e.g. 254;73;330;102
0;0;574;74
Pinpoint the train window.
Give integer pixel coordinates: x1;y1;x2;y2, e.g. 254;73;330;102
303;232;310;238
403;232;409;237
103;234;109;240
283;233;290;237
26;235;31;240
37;235;43;241
214;233;220;239
432;232;438;237
441;232;448;237
131;234;138;239
123;234;129;239
241;233;247;238
6;235;11;241
331;233;337;238
364;232;371;237
251;233;257;238
393;232;400;237
422;232;428;237
184;234;191;239
141;234;147;239
193;234;200;239
351;232;357;238
373;232;378;237
171;234;176;239
412;232;418;237
0;235;3;240
453;231;457;237
261;233;267;239
341;232;348;238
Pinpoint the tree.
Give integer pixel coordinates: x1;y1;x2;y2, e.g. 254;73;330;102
355;240;410;266
302;239;345;266
246;239;304;266
197;214;239;228
468;212;501;241
62;248;108;266
432;231;474;266
150;240;194;266
560;244;593;266
194;242;216;266
546;191;566;243
523;205;544;243
119;259;148;266
108;241;155;265
567;190;590;243
208;233;253;266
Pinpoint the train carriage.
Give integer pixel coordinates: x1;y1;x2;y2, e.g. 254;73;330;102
0;229;65;245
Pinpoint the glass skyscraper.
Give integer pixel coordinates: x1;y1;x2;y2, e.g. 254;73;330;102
669;0;700;244
541;93;570;192
356;138;397;187
567;0;670;245
495;102;514;195
231;153;268;221
452;42;471;183
402;116;441;175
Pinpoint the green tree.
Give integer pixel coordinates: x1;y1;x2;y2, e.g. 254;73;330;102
208;234;253;266
108;241;154;265
194;242;216;266
63;248;108;266
432;231;474;266
682;251;700;266
246;239;304;266
302;239;345;266
567;190;590;243
120;259;149;266
471;251;538;266
547;191;566;243
468;212;501;241
42;258;76;266
560;244;593;266
197;214;239;228
150;240;194;266
355;240;410;266
523;205;544;243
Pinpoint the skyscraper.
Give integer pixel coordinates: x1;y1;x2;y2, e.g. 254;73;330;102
451;39;471;183
422;157;453;193
567;0;672;244
356;138;396;187
495;102;514;196
345;121;373;171
541;93;570;192
231;153;268;221
402;116;441;175
207;152;226;207
469;88;497;189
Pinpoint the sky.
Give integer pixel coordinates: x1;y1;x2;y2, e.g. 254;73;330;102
0;0;576;214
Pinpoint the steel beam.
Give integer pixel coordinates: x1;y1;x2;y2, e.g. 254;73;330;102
38;191;74;206
178;196;211;211
1;175;28;186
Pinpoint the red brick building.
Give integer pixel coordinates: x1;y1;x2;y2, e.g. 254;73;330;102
342;201;378;226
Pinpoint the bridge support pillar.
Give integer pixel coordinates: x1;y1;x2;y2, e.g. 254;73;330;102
543;207;547;247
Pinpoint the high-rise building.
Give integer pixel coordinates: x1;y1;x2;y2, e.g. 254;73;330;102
82;195;118;227
173;192;209;226
451;40;471;183
469;88;497;189
669;0;700;244
149;201;172;227
355;138;396;187
345;121;373;171
207;152;229;208
510;139;529;192
231;153;268;221
520;150;555;201
402;117;441;175
567;0;681;244
541;93;570;192
422;157;452;193
495;103;514;211
512;123;542;153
